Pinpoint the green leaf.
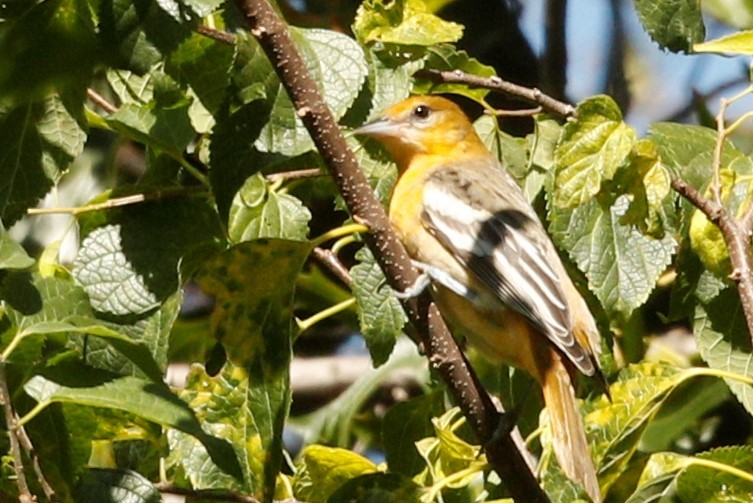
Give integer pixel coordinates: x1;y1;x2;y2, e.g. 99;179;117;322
293;445;378;502
0;223;34;269
107;69;154;105
0;92;87;225
577;363;684;491
634;0;705;53
677;446;753;501
105;71;195;154
413;44;495;102
166;32;234;118
382;391;444;477
0;0;100;102
553;96;636;208
196;239;309;365
74;197;222;316
174;240;308;498
77;291;182;380
75;468;160;503
360;49;413;121
349;136;399;207
350;246;407;366
328;473;422;503
549;195;676;317
228;173;312;243
24;359;241;479
474;114;530;189
694;288;753;415
694;29;753;53
254;28;367;156
353;0;463;46
626;452;686;502
99;0;192;74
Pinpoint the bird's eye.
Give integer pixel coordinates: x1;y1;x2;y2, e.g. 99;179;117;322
413;105;431;120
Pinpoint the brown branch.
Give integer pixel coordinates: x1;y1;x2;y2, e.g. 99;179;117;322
417;68;576;118
0;363;35;503
671;175;753;343
14;424;55;501
312;247;352;287
541;0;568;100
196;24;237;45
87;88;118;114
485;106;543;117
232;0;546;501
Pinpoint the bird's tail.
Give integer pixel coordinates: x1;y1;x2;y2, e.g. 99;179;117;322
541;351;601;503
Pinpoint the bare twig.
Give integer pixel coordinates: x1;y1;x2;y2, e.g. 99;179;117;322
87;88;118;114
14;424;55;501
541;0;568;100
671;175;753;343
232;0;546;500
416;68;576;118
485;106;543;117
0;363;35;503
312;247;352;287
156;483;262;502
27;186;205;216
196;24;236;45
266;168;325;184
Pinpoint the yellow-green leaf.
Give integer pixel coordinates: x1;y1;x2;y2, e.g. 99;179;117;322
694;30;753;54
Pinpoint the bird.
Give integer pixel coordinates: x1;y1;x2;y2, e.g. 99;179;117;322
355;95;606;502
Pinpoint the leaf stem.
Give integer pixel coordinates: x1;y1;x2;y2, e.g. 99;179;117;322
682;366;753;387
424;462;489;502
17;402;49;428
296;297;357;332
0;362;34;502
685;457;753;485
1;331;25;362
311;223;368;248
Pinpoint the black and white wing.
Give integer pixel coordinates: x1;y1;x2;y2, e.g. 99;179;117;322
421;161;594;375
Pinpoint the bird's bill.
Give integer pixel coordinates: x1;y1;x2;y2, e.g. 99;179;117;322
353;117;402;138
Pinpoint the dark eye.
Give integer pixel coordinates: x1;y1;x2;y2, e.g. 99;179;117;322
413;105;431;119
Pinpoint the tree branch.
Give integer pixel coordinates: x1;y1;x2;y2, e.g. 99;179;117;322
416;68;576;117
232;0;546;500
671;175;753;344
0;362;35;503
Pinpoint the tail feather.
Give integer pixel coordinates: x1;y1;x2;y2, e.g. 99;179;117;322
541;352;601;503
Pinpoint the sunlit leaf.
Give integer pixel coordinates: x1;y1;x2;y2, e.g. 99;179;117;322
694;30;753;54
293;445;378;502
634;0;705;52
353;0;463;46
553;95;636;209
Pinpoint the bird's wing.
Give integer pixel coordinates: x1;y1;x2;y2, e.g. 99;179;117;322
421;161;594;375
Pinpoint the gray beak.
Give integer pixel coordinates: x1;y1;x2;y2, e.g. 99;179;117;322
353;117;402;138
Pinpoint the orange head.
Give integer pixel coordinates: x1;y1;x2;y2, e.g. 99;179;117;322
354;96;486;169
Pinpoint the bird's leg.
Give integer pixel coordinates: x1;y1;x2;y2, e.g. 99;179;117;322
394;260;477;301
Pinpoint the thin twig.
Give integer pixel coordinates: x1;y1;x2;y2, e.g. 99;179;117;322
0;362;35;503
416;68;576;118
155;483;262;502
266;168;324;184
232;1;546;500
312;247;352;287
196;24;236;45
87;88;118;114
14;424;55;501
27;186;205;216
485;106;543;117
671;175;753;344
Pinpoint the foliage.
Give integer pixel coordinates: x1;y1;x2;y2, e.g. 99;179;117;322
2;0;753;502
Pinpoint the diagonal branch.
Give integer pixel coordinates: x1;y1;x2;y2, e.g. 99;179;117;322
0;362;35;503
232;0;545;500
671;175;753;344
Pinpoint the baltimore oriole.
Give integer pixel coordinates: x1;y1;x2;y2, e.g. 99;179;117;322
355;96;605;502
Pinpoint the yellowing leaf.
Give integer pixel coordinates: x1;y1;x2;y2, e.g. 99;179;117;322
353;0;463;46
694;30;753;54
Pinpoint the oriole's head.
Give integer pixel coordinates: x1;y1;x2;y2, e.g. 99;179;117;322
355;96;486;168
